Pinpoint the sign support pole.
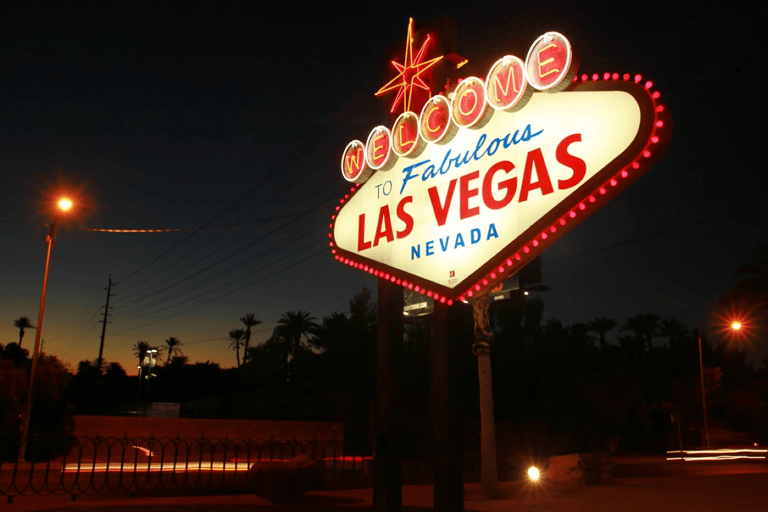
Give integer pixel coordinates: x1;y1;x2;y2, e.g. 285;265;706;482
373;278;403;512
431;300;464;511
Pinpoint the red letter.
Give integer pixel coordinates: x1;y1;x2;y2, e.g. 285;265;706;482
482;161;517;209
428;179;457;227
556;134;586;190
373;205;394;247
396;196;414;238
519;149;554;202
357;213;371;252
459;170;481;220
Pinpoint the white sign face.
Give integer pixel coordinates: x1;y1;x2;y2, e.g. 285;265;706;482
331;78;670;301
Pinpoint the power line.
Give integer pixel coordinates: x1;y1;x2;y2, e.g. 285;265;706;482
110;246;328;336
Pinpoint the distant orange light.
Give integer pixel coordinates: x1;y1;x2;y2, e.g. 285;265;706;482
731;322;742;331
58;198;73;211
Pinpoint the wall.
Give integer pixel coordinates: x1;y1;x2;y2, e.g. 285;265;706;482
72;415;343;441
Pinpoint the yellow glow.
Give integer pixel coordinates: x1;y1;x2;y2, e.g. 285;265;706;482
58;198;73;211
731;322;742;331
527;466;540;481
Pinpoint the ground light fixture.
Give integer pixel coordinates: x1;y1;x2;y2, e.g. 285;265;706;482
527;466;540;482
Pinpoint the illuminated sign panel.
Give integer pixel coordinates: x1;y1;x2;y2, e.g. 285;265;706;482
331;31;671;303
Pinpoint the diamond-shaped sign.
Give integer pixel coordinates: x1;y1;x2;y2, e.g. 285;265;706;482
331;76;671;302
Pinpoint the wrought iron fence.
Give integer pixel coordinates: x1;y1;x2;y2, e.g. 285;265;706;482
1;434;480;500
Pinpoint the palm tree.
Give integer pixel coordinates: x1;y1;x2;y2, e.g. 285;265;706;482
228;329;246;368
275;310;319;357
239;313;262;364
621;313;660;352
657;318;689;347
133;341;150;367
588;317;617;351
275;311;319;381
13;316;35;348
164;337;183;365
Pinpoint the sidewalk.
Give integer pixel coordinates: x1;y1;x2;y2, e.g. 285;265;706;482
8;472;768;512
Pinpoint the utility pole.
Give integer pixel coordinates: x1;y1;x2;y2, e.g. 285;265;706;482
97;276;114;369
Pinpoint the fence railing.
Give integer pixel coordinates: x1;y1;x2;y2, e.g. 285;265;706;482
1;434;480;499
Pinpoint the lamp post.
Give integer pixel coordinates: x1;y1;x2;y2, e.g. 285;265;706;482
697;330;710;449
18;198;73;461
144;349;158;405
697;321;742;450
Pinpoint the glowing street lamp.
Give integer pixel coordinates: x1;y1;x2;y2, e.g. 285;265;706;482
18;197;74;461
698;321;743;450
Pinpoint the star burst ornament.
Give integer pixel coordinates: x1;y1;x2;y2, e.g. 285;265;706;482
376;18;444;114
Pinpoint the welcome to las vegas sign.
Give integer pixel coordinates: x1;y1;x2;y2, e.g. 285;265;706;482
330;30;672;304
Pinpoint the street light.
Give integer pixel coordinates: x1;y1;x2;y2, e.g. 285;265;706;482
697;330;710;449
698;321;743;450
19;197;74;461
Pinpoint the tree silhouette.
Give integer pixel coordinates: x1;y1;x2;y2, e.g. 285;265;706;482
276;311;319;356
13;317;35;348
275;310;319;380
133;341;150;367
658;318;689;348
228;329;246;368
239;313;261;364
720;244;768;324
622;313;660;352
164;337;183;365
588;317;617;351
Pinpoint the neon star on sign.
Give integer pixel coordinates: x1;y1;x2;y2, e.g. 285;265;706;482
375;18;444;114
333;31;672;304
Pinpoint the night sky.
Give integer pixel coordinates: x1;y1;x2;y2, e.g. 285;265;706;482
1;1;766;372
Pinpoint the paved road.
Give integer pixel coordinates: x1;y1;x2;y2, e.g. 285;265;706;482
7;460;768;511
